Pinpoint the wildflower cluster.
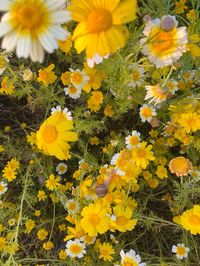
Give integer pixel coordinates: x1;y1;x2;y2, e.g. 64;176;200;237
0;0;200;265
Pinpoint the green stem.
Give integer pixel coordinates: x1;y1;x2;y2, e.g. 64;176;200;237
48;204;56;241
5;166;30;265
141;215;179;227
161;65;174;88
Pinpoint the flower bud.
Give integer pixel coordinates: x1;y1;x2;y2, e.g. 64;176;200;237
95;183;108;198
143;15;151;24
160;16;175;31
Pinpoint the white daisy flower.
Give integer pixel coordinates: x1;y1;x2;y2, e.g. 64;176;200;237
172;243;189;260
128;65;145;87
181;70;195;81
51;105;72;120
140;15;188;68
139;104;157;123
166;79;179;95
0;181;8;195
69;69;89;89
56;162;68;175
66;199;79;213
64;85;82;99
145;84;168;105
125;131;141;149
120;249;146;266
65;239;86;258
0;0;71;62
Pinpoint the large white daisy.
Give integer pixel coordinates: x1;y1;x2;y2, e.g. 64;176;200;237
0;0;71;62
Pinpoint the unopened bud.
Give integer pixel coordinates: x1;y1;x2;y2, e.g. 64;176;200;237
150;118;160;128
143;15;151;24
160;16;175;31
96;184;108;198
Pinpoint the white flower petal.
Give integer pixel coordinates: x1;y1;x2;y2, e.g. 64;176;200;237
16;36;31;58
0;22;12;38
52;10;71;23
0;0;11;11
30;40;45;63
1;31;19;51
39;33;58;53
46;0;66;10
1;12;12;22
48;25;68;40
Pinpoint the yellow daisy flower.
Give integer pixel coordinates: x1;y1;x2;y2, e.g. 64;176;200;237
37;64;57;85
37;228;48;241
25;219;35;234
179;205;200;235
132;141;155;169
99;242;114;262
36;111;78;160
112;205;137;232
0;76;15;95
0;0;71;62
45;174;60;191
69;0;137;67
80;203;110;237
179;112;200;133
87;91;104;112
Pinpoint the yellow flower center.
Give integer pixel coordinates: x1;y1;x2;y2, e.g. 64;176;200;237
132;70;141;81
176;246;186;256
42;125;58;143
87;9;112;33
101;249;109;257
68;202;76;211
11;0;49;34
116;216;128;226
137;148;146;158
69;86;78;94
123;258;137;266
69;244;82;254
71;72;83;84
130;136;139;146
89;214;100;226
141;108;152;117
150;85;167;100
0;184;4;192
189;214;200;226
150;29;175;55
